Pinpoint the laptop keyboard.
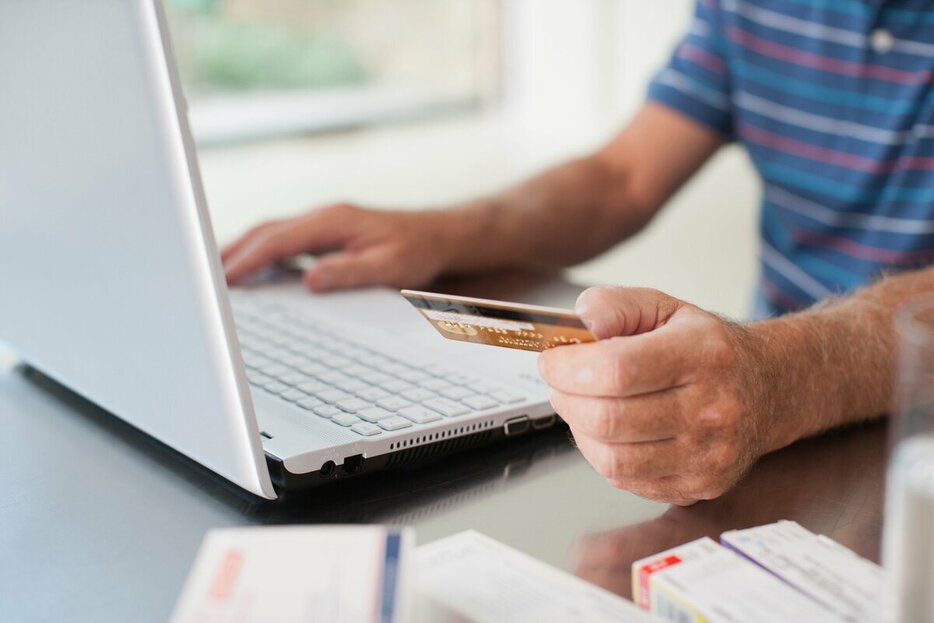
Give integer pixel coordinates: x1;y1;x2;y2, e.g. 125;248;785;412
233;305;527;437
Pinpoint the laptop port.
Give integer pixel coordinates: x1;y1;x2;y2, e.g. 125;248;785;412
342;454;364;474
319;460;336;477
532;415;556;430
504;416;530;436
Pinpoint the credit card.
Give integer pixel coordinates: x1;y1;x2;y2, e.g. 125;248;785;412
400;289;595;353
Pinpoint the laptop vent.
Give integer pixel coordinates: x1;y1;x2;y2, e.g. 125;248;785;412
384;429;496;468
388;420;496;452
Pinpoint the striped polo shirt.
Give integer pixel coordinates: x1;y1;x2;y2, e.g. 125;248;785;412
647;0;934;317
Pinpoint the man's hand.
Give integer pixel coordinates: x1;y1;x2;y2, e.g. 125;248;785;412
222;204;460;291
538;287;772;506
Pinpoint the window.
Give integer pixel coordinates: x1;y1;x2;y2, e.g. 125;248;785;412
165;0;503;144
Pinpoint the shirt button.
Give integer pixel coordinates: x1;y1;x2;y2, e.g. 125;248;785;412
870;28;895;54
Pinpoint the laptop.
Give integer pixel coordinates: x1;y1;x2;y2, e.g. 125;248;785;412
0;0;557;500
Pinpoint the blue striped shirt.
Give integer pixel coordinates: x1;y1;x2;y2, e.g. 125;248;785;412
647;0;934;317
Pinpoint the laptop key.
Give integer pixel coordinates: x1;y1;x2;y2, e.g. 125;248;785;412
255;376;282;390
422;397;469;417
336;398;371;413
298;362;328;377
447;373;478;386
470;382;497;394
264;381;290;394
335;378;369;394
397;368;431;383
296;396;324;410
401;387;434;402
491;390;525;404
318;388;353;404
279;371;309;385
360;370;392;385
441;386;473;400
246;370;269;384
419;378;451;391
317;370;350;384
280;388;307;402
397;406;443;424
342;364;371;378
313;405;344;419
357;407;394;423
279;354;307;368
341;346;368;360
297;379;328;394
428;366;457;378
377;396;413;412
351;422;382;436
259;363;290;378
326;355;354;369
380;379;414;393
331;413;360;427
462;395;498;411
378;417;413;431
356;386;390;402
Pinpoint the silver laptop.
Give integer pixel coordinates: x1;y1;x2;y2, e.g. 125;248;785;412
0;0;556;500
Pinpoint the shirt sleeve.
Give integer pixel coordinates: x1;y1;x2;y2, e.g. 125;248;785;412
647;0;734;138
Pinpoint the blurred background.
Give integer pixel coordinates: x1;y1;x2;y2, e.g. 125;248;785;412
167;0;760;319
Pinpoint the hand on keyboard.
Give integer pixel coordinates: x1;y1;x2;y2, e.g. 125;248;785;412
221;204;458;292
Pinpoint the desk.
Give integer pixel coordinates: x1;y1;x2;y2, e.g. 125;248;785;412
0;271;886;623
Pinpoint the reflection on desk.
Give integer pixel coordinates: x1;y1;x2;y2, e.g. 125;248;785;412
570;420;887;600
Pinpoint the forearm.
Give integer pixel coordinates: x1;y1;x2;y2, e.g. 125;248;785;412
429;103;725;275
437;155;652;274
750;266;934;453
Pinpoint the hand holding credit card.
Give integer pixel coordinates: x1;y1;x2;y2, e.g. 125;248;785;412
401;289;596;352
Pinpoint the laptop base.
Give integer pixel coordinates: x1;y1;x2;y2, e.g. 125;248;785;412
267;419;564;491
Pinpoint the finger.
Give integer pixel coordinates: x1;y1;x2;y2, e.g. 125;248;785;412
303;248;395;292
549;389;680;443
538;328;695;397
224;207;358;284
575;287;684;339
572;434;681;482
220;221;281;262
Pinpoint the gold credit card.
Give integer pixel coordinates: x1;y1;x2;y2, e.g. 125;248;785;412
400;289;596;353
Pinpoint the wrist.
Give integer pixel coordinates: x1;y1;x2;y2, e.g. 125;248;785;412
741;318;815;455
743;315;839;454
425;201;511;274
743;297;892;455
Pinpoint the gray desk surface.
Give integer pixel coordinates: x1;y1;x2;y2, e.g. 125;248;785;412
0;271;887;623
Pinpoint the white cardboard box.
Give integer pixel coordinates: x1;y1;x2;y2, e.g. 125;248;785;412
721;520;884;623
631;537;848;623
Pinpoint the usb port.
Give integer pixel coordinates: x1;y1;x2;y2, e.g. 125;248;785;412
504;416;530;436
531;415;556;430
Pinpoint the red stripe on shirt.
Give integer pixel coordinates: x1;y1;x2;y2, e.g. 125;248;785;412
739;121;934;173
727;27;933;85
792;228;934;265
678;42;727;75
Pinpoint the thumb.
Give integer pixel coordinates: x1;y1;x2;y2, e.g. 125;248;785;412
575;286;685;339
303;249;389;292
